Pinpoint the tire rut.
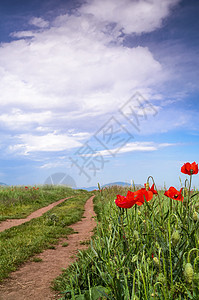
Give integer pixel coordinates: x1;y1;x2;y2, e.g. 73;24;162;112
0;195;96;300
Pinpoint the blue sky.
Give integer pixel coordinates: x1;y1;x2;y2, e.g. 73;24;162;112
0;0;198;188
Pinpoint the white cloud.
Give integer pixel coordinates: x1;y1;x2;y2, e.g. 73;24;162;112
81;141;175;157
0;0;183;158
0;31;164;113
0;0;173;119
8;132;88;154
40;162;66;169
80;0;180;35
0;109;52;129
29;17;49;28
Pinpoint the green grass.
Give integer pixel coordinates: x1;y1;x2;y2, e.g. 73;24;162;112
0;185;84;222
0;192;90;282
53;185;199;300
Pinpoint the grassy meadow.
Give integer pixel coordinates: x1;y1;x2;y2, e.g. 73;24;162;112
0;186;90;281
53;172;199;299
0;185;80;222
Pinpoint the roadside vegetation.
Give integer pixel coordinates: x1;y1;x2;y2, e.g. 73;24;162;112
0;189;90;281
54;162;199;299
0;185;81;222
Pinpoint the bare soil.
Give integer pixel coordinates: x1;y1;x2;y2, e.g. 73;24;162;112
0;195;96;300
0;197;72;232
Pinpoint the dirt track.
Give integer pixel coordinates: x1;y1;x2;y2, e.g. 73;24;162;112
0;195;96;300
0;197;72;232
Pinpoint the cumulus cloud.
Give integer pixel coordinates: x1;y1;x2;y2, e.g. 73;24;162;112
0;0;175;115
0;0;181;156
80;0;180;35
9;132;89;155
29;17;49;28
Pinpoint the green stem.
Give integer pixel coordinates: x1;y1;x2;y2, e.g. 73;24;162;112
168;215;173;292
188;175;192;208
188;175;192;228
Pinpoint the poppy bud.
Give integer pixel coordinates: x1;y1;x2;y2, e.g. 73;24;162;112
193;211;198;222
184;263;194;284
184;188;188;197
157;273;166;284
153;257;161;268
133;230;139;241
145;182;149;191
171;230;180;246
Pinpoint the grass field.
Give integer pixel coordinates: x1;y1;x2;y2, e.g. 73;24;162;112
0;186;90;281
53;171;199;299
0;185;81;222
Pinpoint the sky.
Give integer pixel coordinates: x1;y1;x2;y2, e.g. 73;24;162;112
0;0;198;188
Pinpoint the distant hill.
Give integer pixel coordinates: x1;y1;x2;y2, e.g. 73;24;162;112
78;186;98;191
102;181;142;188
79;181;143;191
0;182;7;186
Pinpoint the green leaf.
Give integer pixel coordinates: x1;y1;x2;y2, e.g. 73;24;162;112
75;286;111;300
190;192;199;199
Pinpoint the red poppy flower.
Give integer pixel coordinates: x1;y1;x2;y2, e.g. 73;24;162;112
181;162;198;175
144;183;158;195
134;189;154;206
115;194;136;208
25;186;28;189
115;189;154;208
164;186;184;202
124;189;153;206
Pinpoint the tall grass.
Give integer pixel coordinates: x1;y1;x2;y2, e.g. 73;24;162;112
54;185;199;299
0;185;82;221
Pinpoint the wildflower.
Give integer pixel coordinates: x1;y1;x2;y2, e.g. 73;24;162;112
164;187;184;202
171;230;180;246
133;188;153;206
153;257;161;268
115;194;136;208
184;263;194;284
144;183;158;194
25;186;28;190
115;188;153;208
181;162;198;175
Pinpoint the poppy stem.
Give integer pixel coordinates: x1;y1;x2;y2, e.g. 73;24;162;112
125;208;129;224
147;175;163;221
188;174;192;226
168;215;173;292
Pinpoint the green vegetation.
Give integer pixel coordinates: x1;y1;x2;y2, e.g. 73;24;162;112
0;192;90;281
53;184;199;299
0;185;82;222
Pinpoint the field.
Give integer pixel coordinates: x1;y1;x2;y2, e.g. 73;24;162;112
0;185;80;222
53;171;199;299
0;185;90;281
0;163;199;299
